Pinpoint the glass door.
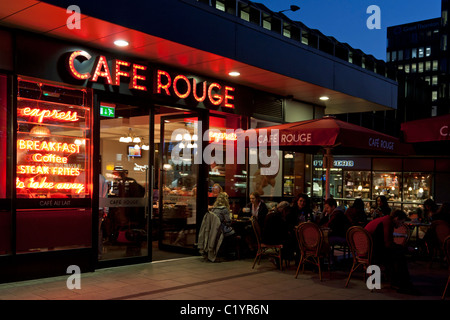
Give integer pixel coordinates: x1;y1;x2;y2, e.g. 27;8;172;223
98;102;150;261
157;111;200;253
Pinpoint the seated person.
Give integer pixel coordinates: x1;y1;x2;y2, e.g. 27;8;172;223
364;209;419;295
345;198;368;226
320;198;351;247
262;201;294;265
210;192;237;259
242;192;268;231
286;193;315;229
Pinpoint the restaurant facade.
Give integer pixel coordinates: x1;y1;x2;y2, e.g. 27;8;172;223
0;0;426;282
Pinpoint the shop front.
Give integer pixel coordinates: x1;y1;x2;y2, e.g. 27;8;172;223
312;155;450;214
0;27;300;281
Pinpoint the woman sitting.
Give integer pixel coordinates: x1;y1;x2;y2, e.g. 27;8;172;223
210;192;238;259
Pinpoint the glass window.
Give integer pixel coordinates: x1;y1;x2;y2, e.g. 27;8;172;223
404;49;411;60
391;51;397;61
386;51;391;62
263;20;271;30
426;46;432;56
215;0;225;11
372;172;401;203
442;35;448;51
404;64;410;73
411;63;417;73
16;77;92;253
240;10;250;21
433;60;438;71
402;172;433;213
432;75;438;85
425;61;431;71
282;152;306;197
425;76;430;84
398;50;403;61
418;47;424;58
432;91;438;101
283;28;291;38
16;78;91;199
343;171;371;200
412;48;417;58
418;62;424;73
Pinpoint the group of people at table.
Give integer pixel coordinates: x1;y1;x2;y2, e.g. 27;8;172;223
208;185;450;295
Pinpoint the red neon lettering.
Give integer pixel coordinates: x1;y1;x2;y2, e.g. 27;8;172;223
173;75;191;99
19;177;85;194
113;59;130;86
157;70;171;95
130;64;147;91
67;50;91;80
21;107;79;123
224;86;235;109
91;55;113;84
208;83;223;105
209;131;237;141
192;79;207;102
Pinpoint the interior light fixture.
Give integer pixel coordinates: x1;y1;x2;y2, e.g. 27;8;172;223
114;40;129;47
228;71;240;77
319;96;329;101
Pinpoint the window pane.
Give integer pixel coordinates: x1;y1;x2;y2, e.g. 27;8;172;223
0;75;6;199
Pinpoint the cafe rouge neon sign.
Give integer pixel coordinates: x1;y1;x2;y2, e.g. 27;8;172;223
67;50;236;108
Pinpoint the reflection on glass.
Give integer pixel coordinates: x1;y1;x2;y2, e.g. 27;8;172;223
372;172;400;202
343;171;371;200
99;104;149;260
160;117;198;249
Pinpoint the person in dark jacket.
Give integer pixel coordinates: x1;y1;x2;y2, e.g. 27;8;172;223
243;192;269;231
345;198;368;226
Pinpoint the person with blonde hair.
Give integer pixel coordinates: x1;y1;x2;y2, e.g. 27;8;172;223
210;192;238;259
211;192;235;237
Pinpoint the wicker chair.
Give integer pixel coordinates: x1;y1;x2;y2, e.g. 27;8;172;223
442;235;450;300
393;224;411;247
345;226;373;288
295;222;328;281
429;220;450;266
250;216;284;270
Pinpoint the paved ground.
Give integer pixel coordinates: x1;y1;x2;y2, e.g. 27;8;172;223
0;255;447;301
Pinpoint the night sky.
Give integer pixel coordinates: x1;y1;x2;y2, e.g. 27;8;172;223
256;0;441;60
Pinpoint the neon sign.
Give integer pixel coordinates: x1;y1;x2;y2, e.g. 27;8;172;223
18;139;80;154
156;70;235;108
20;107;79;123
209;131;238;141
66;51;236;108
16;177;85;194
67;50;147;91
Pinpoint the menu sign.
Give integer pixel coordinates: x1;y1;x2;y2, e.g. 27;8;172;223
16;79;91;200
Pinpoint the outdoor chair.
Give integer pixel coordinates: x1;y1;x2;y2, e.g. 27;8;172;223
393;224;411;247
295;222;329;281
442;235;450;300
429;220;450;267
250;216;285;270
345;226;373;288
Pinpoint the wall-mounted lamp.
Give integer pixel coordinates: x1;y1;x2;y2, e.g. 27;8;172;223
278;5;300;14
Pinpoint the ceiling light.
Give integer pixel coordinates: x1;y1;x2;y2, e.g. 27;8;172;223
114;40;129;47
228;71;240;77
319;96;329;101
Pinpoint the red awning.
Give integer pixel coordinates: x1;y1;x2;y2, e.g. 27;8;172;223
401;114;450;143
248;117;414;155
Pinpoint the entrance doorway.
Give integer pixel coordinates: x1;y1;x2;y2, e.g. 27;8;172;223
98;103;198;263
153;106;202;256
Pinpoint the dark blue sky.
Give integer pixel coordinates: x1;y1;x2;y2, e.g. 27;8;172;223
257;0;442;60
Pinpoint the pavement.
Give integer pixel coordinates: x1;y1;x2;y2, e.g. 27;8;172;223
0;254;447;302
